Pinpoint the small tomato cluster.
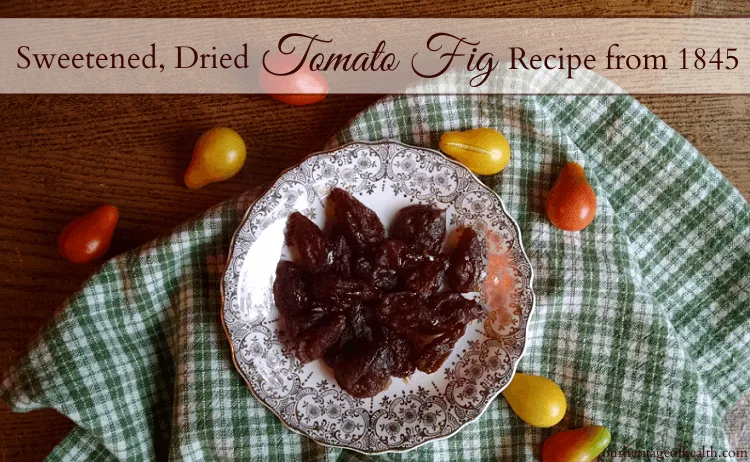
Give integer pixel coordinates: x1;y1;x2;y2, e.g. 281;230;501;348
438;127;597;233
502;373;610;461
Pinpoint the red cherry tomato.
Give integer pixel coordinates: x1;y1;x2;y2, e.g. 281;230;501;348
58;205;119;263
259;53;328;106
546;162;597;232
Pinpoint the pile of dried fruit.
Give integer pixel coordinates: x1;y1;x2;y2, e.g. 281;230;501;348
273;187;486;398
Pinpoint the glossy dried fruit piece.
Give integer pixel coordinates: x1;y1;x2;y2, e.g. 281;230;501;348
323;348;338;369
339;304;373;346
329;188;385;254
313;273;379;305
334;340;392;398
373;292;429;331
352;255;373;281
402;255;449;295
377;325;417;378
323;304;372;369
371;239;424;271
286;301;339;339
351;254;401;293
296;312;347;363
366;267;399;292
285;300;348;338
389;204;446;254
330;225;352;275
327;304;373;363
448;228;484;292
416;324;466;374
374;292;457;335
273;261;311;319
429;292;485;330
324;303;374;367
285;212;332;273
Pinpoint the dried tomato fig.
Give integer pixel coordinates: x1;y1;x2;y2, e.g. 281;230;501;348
334;340;392;398
373;292;446;334
329;188;385;254
448;227;484;292
365;267;399;292
377;325;417;378
273;261;311;319
285;212;332;273
342;304;374;345
330;225;352;275
352;256;373;281
285;302;332;339
297;312;347;363
417;324;466;374
313;272;379;305
372;292;426;329
372;239;424;271
429;292;485;330
402;255;449;295
327;303;373;365
390;204;446;254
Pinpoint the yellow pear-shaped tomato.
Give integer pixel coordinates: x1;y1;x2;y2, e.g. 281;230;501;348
546;162;597;231
502;372;567;428
184;128;247;189
541;426;611;462
439;127;511;175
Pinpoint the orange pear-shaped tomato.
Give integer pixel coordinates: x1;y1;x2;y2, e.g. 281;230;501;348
546;162;597;231
541;426;611;462
259;53;328;106
58;205;119;263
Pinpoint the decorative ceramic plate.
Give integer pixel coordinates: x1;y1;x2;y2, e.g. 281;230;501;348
221;140;535;454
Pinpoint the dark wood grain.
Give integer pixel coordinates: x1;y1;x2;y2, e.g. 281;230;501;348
641;95;750;197
0;94;382;461
0;0;692;18
1;2;749;461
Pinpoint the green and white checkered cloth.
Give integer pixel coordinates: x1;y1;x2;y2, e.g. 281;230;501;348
3;70;750;461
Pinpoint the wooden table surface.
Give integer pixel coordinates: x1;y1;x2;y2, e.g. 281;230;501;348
1;1;749;461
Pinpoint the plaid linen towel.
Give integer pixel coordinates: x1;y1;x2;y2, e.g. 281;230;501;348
2;71;749;461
